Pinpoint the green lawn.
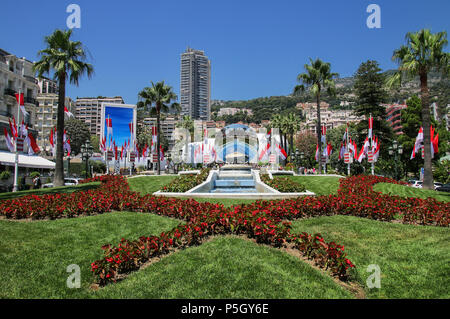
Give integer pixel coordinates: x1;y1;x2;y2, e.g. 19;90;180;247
0;212;182;298
95;236;351;299
0;212;350;298
290;215;450;299
127;176;177;195
289;176;341;195
374;182;450;203
0;182;100;201
1;175;448;299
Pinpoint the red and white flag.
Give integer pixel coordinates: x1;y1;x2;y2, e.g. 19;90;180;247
368;116;373;139
106;118;113;138
26;133;40;154
64;106;74;118
276;143;287;160
63;130;71;156
321;125;327;144
3;128;15;152
20;120;28;138
9;117;18;139
259;142;271;161
15;92;29;117
315;144;320;161
339;142;345;160
160;145;165;161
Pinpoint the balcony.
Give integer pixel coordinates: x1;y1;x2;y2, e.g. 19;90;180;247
25;96;37;105
4;88;16;97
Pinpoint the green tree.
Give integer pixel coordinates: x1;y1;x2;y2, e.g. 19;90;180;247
176;115;194;139
64;118;91;156
90;135;100;153
33;29;93;186
294;58;338;173
388;29;450;189
398;95;423;177
137;81;179;175
353;60;394;157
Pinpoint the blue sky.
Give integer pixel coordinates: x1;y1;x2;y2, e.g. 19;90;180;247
104;105;134;148
1;0;449;104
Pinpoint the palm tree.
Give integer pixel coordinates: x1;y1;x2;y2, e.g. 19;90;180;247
284;113;302;158
33;29;93;187
137;81;178;175
294;58;338;173
388;29;449;189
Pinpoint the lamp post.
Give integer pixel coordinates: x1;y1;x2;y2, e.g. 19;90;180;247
388;141;403;180
81;140;94;179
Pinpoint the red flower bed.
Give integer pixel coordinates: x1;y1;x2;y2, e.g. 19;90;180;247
1;174;448;286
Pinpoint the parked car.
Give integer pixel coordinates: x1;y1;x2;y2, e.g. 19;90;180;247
43;178;81;188
411;181;423;188
436;183;450;192
434;182;444;190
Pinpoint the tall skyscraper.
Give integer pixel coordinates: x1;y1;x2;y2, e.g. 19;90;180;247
180;47;211;120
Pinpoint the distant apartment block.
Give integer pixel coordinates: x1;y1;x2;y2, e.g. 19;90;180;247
217;107;253;117
180;47;211;121
140;117;178;150
298;102;364;134
35;77;75;151
75;96;124;136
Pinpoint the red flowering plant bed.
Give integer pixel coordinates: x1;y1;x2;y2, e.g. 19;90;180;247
1;174;447;286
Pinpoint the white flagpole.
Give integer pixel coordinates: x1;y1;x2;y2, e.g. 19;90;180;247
370;113;374;176
13;90;21;192
105;115;110;174
346;122;350;176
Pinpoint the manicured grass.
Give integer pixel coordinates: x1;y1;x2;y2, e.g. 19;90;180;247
0;212;351;298
289;176;341;195
0;212;181;298
374;182;450;203
290;215;450;299
0;182;100;201
94;236;352;299
127;176;177;194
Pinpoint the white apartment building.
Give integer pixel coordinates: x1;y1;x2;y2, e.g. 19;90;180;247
0;48;39;152
75;96;124;137
35;77;75;151
217;107;253;117
297;102;363;134
180;47;211;121
141;117;178;150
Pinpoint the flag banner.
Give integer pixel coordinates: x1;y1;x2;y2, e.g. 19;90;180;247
368;150;374;163
9;118;18;139
64;106;74;118
344;152;353;164
26;133;40;154
16;137;24;152
368;116;373;138
269;154;276;164
107;150;113;161
3;128;15;152
15;92;24;105
129;152;135;162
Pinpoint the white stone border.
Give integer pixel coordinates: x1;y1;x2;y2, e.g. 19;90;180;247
152;169;316;199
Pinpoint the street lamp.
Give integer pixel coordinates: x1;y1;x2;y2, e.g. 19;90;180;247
80;140;94;179
388;141;403;180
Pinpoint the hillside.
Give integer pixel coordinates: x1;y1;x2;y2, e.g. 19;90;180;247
212;70;449;124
